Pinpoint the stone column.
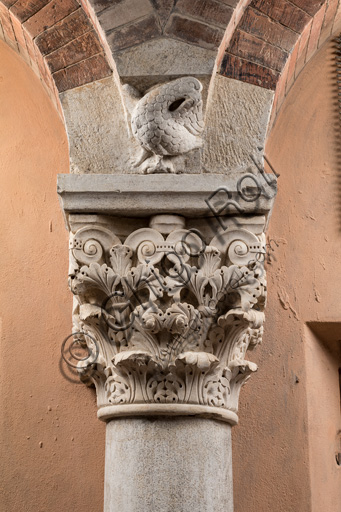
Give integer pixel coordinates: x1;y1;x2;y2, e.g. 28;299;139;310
58;172;275;512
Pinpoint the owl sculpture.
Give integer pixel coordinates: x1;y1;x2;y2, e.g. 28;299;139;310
124;77;204;174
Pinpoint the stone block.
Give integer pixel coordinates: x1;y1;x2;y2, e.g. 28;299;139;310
203;74;274;172
115;37;216;78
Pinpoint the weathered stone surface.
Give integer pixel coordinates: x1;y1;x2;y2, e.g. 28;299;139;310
203;74;274;172
57;174;276;217
105;418;233;512
60;76;139;174
115;37;217;78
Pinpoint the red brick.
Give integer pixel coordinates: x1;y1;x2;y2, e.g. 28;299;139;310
0;3;17;47
10;11;26;49
285;39;300;92
175;0;233;29
295;19;312;76
165;14;225;49
289;0;324;16
10;1;51;23
229;30;288;72
46;31;102;73
251;0;312;33
53;53;111;92
319;0;338;45
35;8;92;56
23;0;79;38
220;53;280;89
107;14;161;52
239;7;299;52
2;0;17;7
23;26;37;64
306;4;326;60
275;58;289;110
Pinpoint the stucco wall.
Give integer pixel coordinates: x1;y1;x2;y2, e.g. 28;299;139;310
233;39;341;512
0;35;340;512
0;40;104;512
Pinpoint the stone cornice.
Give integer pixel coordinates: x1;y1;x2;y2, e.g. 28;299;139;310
57;173;277;220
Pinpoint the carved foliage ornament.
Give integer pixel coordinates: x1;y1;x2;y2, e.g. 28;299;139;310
68;222;266;424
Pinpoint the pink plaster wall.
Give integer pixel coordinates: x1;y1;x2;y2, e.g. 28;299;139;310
0;40;104;512
0;33;340;512
233;39;341;511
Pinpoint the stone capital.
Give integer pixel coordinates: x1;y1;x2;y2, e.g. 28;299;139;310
58;174;275;425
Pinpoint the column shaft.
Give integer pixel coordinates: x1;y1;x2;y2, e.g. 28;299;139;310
104;417;233;512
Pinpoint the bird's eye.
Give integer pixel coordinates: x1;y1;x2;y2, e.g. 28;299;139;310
169;98;186;112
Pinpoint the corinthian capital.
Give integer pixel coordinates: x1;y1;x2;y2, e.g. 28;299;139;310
57;171;276;426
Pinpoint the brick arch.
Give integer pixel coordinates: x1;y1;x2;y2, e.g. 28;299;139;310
218;0;341;128
0;0;113;116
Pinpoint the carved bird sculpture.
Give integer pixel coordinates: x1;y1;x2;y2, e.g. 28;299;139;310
123;77;204;174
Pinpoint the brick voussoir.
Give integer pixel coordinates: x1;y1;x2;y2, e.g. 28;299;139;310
239;7;299;53
250;0;312;33
229;29;288;72
23;0;79;39
220;52;280;89
46;30;103;74
53;52;112;92
10;0;51;24
35;8;93;56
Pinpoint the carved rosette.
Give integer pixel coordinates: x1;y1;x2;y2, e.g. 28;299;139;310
68;218;267;424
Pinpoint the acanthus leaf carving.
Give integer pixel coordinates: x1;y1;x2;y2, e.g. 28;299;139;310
68;220;267;424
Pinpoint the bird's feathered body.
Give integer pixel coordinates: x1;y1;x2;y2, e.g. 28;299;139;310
127;77;204;172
